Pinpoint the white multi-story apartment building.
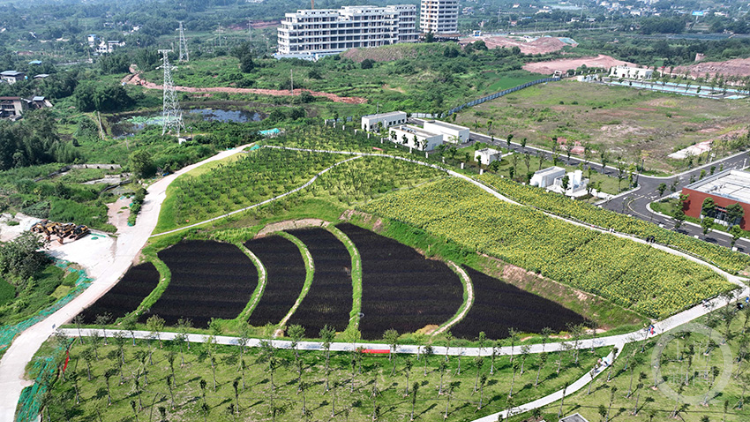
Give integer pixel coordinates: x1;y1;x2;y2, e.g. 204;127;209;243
276;5;418;60
420;0;459;35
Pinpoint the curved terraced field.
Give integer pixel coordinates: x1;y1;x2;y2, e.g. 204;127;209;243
337;223;463;340
139;240;257;328
451;267;586;340
79;262;160;324
285;228;352;334
244;235;306;327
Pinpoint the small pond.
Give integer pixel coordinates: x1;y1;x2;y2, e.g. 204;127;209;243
110;108;265;137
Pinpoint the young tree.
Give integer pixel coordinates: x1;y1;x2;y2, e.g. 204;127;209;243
410;382;419;421
288;324;305;384
146;315;165;349
403;357;413;395
508;327;519;363
702;217;715;238
535;352;548;387
320;325;335;386
478;374;488;410
658;182;667;197
383;328;399;368
473;357;484;393
509;360;520;397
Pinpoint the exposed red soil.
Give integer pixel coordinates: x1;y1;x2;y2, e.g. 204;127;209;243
523;54;637;75
123;73;367;104
460;35;573;55
673;57;750;79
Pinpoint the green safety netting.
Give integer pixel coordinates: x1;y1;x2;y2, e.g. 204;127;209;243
0;260;92;353
15;352;59;422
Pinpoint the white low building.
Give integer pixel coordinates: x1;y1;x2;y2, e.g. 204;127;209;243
549;169;589;197
422;120;470;144
474;148;501;165
530;166;566;188
361;111;408;132
389;125;443;151
609;65;653;80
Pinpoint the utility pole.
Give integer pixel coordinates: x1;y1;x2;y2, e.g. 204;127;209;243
290;69;294;93
178;22;189;62
158;50;184;136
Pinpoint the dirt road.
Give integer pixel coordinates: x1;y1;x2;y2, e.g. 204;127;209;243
124;73;367;104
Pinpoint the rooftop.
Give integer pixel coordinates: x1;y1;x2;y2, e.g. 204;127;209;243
1;70;23;76
560;413;589;422
424;120;469;130
391;125;440;138
684;170;750;204
534;166;566;176
362;111;406;119
476;148;499;155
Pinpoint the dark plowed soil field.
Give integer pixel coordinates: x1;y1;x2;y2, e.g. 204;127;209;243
79;262;160;324
139;240;257;328
244;235;306;327
285;228;352;334
451;267;586;340
337;223;463;340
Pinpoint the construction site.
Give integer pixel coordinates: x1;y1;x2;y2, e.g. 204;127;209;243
29;220;89;244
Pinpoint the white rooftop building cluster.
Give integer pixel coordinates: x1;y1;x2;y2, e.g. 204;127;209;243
361;111;470;152
530;167;591;198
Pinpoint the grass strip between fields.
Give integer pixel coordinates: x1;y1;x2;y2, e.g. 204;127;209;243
233;242;267;323
133;252;171;319
431;261;474;337
328;224;363;337
275;231;315;329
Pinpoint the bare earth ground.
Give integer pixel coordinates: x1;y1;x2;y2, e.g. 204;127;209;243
0;213;41;242
255;218;329;237
454;80;749;172
523;54;637;75
674;57;750;79
123;73;367;104
107;196;132;234
460;35;572;55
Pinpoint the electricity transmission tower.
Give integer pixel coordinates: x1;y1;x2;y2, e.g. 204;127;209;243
178;21;189;62
158;50;184;136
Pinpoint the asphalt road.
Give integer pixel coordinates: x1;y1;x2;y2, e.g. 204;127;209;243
454;125;750;254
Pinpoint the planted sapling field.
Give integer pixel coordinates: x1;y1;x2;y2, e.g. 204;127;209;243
139;240;257;328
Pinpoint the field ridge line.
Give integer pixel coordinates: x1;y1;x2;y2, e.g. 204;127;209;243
432;262;474;337
328;225;363;334
275;232;315;331
134;255;171;318
234;243;267;323
150;154;361;237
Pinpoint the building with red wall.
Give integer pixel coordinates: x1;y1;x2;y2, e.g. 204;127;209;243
682;170;750;230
